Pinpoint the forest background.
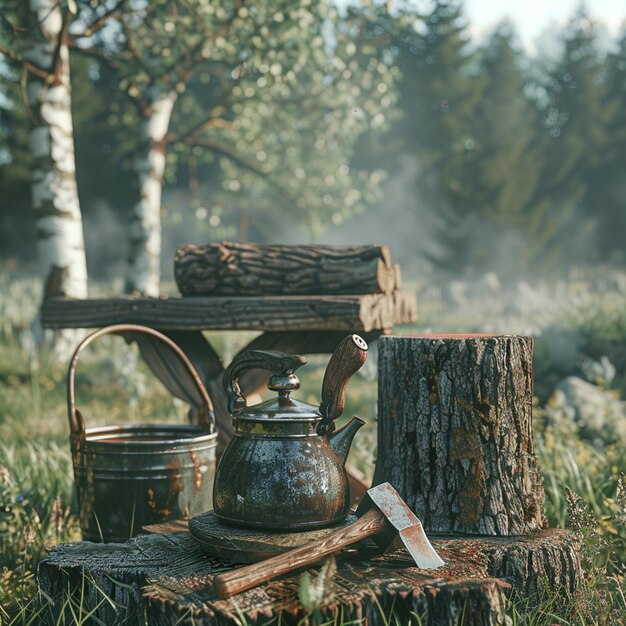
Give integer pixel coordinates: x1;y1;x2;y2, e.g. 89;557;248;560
1;1;626;623
2;0;625;291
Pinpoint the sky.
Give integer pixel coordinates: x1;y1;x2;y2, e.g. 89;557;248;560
463;0;625;52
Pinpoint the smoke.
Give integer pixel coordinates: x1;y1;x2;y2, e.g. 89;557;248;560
320;155;443;282
83;200;126;282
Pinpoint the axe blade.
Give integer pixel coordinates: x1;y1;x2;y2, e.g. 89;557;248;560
366;483;445;569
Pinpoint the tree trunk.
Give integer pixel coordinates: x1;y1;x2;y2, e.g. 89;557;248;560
373;335;546;535
22;0;87;302
125;87;177;296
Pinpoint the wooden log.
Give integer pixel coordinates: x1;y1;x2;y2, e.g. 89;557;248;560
37;529;581;625
373;335;546;536
40;293;415;332
174;242;397;296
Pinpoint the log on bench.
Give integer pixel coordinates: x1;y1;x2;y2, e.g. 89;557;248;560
174;242;400;296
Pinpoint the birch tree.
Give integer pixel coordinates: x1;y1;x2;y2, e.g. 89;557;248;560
128;85;177;295
1;1;87;304
73;0;399;295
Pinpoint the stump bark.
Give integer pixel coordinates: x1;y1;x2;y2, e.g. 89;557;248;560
373;335;546;536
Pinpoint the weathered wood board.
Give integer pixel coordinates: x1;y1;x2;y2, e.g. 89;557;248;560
38;529;580;626
41;292;417;333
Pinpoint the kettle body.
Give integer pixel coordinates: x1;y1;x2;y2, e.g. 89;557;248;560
213;336;368;530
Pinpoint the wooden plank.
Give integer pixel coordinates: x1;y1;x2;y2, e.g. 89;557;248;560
41;293;416;332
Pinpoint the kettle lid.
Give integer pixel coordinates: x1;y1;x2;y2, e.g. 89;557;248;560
233;367;322;422
224;349;320;422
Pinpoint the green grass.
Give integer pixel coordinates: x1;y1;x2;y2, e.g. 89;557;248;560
1;272;626;624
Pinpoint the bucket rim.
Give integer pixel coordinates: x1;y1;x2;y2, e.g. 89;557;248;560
75;423;218;446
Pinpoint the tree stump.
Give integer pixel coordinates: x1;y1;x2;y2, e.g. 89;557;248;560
373;335;545;536
37;529;582;625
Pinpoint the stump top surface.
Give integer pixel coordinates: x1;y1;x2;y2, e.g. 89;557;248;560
38;528;579;624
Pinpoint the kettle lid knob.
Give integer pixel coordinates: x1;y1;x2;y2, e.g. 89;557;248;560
267;372;301;393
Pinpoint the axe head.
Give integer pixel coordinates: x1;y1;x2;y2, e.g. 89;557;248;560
358;483;445;570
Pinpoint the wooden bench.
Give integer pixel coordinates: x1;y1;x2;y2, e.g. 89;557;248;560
41;291;417;450
42;243;415;454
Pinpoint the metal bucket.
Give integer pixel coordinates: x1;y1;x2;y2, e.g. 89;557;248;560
67;324;217;542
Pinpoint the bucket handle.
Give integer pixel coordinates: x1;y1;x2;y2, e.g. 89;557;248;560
67;324;215;437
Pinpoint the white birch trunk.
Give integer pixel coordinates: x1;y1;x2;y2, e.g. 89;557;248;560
124;87;177;296
22;0;88;302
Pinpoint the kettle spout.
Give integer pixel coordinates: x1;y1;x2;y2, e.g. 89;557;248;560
327;417;365;465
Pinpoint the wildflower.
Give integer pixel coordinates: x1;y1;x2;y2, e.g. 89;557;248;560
30;509;41;530
615;473;626;527
23;523;35;546
0;466;10;487
51;496;66;536
565;486;597;535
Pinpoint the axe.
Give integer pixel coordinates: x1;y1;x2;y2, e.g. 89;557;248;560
213;483;445;599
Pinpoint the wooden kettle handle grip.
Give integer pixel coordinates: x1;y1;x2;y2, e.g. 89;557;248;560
213;508;386;600
319;335;368;426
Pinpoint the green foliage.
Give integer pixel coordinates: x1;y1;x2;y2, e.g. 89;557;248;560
0;444;80;623
393;1;486;270
506;473;626;625
3;2;626;273
73;0;400;234
299;556;337;611
533;11;618;270
349;4;626;277
593;32;626;260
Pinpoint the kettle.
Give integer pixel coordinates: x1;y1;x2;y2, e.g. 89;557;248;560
213;334;368;530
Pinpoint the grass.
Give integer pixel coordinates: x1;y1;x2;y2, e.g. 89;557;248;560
1;269;626;624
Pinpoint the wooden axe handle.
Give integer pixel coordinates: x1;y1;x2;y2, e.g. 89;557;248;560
213;507;387;599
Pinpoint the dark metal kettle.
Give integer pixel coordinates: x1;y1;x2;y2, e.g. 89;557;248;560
212;334;368;530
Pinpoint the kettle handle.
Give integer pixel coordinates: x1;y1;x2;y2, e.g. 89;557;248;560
318;334;368;434
67;324;215;437
223;350;307;413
